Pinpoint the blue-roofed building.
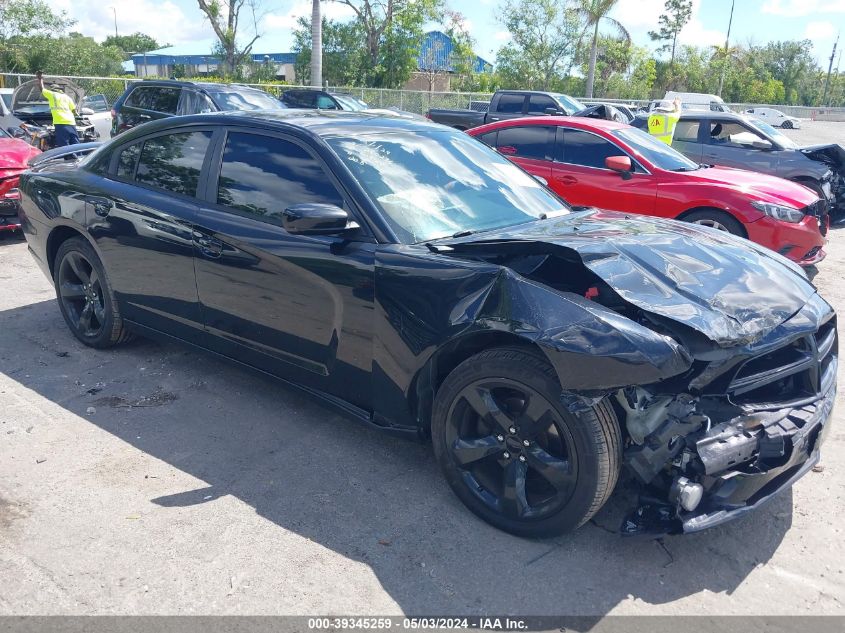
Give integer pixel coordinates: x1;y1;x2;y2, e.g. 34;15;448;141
405;31;493;91
131;41;299;81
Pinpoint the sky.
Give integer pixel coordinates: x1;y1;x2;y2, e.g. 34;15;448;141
51;0;844;68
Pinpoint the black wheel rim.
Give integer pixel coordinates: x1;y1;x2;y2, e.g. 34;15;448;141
445;378;578;522
58;251;106;338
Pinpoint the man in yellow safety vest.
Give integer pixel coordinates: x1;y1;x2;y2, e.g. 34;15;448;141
36;71;79;147
647;98;682;145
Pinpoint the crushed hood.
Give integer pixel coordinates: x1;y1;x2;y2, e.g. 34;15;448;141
440;209;816;348
801;143;845;172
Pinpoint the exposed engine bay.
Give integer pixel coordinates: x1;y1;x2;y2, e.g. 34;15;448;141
802;144;845;218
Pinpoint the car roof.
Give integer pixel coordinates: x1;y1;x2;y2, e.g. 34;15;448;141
470;115;630;134
111;109;446;140
678;110;747;121
133;80;267;94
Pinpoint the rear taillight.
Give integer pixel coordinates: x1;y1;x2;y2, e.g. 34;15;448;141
4;188;21;200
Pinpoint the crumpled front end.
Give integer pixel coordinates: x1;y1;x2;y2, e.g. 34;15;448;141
619;293;837;535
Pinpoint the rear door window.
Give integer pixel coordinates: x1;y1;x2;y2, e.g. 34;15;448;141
496;93;526;114
674;120;701;143
215;132;344;223
126;86;181;114
495;126;552;160
475;130;498;148
116;142;142;179
134;131;212;196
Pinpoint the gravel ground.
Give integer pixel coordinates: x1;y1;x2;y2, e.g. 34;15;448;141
0;124;843;617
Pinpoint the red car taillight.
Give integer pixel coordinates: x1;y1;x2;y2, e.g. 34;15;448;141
4;188;21;200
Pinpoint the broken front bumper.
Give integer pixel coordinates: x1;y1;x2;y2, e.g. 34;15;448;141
681;375;835;532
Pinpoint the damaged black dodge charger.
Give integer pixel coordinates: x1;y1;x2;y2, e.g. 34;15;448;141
18;111;838;537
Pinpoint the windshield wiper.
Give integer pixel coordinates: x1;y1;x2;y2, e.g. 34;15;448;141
451;229;474;238
672;166;700;172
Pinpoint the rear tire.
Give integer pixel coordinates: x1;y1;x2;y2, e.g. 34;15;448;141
682;208;746;237
431;347;621;537
54;237;132;348
782;120;793;129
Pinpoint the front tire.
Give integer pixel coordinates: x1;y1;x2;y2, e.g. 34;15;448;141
682;208;746;236
431;347;621;537
54;237;132;348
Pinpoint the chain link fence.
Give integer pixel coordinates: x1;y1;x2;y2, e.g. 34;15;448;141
2;72;845;120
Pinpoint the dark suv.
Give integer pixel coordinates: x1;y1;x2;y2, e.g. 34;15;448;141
280;89;368;111
111;80;284;137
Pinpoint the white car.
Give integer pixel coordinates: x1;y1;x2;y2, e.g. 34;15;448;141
743;107;801;129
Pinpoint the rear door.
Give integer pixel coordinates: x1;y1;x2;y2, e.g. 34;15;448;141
670;118;704;163
551;127;657;214
87;126;212;342
191;129;375;407
118;85;181;131
491;125;553;181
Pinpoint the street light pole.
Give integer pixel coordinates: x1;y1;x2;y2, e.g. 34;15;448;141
822;32;839;107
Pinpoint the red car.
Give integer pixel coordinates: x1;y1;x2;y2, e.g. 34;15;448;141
0;129;40;234
468;117;827;266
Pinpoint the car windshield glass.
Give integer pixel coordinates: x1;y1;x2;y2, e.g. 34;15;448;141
613;127;700;171
211;90;282;111
552;93;585;114
326;131;570;244
333;95;368;111
748;119;797;149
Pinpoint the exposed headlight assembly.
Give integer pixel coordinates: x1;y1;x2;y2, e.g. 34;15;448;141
751;200;805;223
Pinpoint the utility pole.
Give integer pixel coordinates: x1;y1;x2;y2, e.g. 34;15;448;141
717;0;735;98
822;32;839;106
110;7;118;39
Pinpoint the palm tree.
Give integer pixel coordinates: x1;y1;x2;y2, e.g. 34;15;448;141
311;0;322;87
578;0;629;98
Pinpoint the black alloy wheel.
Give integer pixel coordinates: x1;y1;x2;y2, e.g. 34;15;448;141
58;250;106;340
432;348;621;537
445;377;578;521
54;237;132;348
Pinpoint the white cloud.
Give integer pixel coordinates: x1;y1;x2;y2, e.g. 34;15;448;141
263;1;357;32
493;30;511;42
802;21;838;41
612;0;725;53
51;0;209;46
762;0;845;17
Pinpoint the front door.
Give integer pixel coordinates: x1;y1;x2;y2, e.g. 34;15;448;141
550;127;657;214
192;129;376;409
702;120;781;177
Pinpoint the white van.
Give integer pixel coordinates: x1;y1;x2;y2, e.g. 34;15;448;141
664;91;731;113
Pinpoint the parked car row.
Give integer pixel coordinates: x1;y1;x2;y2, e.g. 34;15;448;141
15;107;838;540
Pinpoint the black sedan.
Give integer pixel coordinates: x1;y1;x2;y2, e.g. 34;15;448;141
18;111;838;537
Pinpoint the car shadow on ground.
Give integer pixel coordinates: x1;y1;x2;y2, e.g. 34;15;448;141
0;298;794;616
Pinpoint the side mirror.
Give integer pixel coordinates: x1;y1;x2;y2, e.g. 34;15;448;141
752;140;773;151
79;107;95;116
544;107;563;116
605;155;634;179
282;203;359;236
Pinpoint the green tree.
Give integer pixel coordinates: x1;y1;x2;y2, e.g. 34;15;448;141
196;0;265;76
333;0;442;87
103;32;162;57
576;0;628;98
496;0;581;90
0;0;75;71
443;10;478;91
294;17;366;86
761;40;815;104
649;0;692;72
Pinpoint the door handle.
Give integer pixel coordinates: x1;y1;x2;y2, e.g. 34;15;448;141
557;175;578;185
139;114;151;120
193;232;223;258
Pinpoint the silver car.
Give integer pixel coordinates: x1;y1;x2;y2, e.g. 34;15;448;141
634;111;844;218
